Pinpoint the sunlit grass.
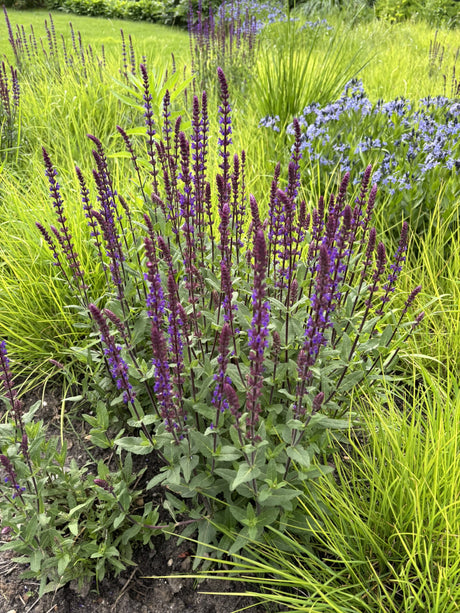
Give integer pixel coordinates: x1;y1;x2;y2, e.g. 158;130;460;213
181;368;460;613
0;9;189;64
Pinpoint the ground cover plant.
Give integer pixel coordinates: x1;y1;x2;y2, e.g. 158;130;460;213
0;3;458;611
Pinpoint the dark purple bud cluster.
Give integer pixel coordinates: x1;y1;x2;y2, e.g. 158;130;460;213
0;455;25;499
94;478;114;494
41;149;87;300
246;229;270;440
0;340;23;421
89;304;135;405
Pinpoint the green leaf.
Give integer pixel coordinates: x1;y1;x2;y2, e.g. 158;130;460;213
380;324;393;346
230;463;261;491
189;430;214;457
340;332;353;361
115;436;153;455
89;431;112;449
337;370;363;393
69;498;95;518
258;487;300;505
194;521;216;570
113;513;126;530
57;554;70;577
180;455;199;483
68;519;79;536
215;445;242;462
226;364;248;392
146;471;168;490
127;414;156;428
286;445;313;468
268;296;287;313
309;414;350;429
121;524;142;545
30;550;43;573
297;464;335;480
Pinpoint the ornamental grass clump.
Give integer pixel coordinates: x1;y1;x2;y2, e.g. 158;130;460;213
0;67;423;589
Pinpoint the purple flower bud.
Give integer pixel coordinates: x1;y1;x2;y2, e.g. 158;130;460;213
405;285;421;309
89;304;135;405
246;229;270;439
94;478;114;493
224;383;240;420
312;391;324;414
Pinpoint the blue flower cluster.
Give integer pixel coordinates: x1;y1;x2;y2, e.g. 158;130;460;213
261;80;459;223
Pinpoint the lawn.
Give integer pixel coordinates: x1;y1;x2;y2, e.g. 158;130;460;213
0;2;459;611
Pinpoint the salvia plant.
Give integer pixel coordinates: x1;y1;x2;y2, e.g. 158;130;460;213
2;7;135;84
188;0;260;92
0;59;20;160
0;66;423;590
260;78;460;231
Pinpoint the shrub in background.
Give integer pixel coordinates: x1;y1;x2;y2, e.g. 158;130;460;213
374;0;459;26
45;0;226;26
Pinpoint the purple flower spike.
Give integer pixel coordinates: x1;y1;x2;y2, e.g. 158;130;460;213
140;63;159;197
212;323;232;418
378;221;409;314
42;148;86;295
89;304;135;405
361;227;377;279
246;228;270;440
0;341;23;420
150;323;177;435
217;67;232;206
249;194;261;234
0;455;24;499
224;383;241;421
144;237;166;326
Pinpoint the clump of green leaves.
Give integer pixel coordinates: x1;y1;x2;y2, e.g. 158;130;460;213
0;342;159;596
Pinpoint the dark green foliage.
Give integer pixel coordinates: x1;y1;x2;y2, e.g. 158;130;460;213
374;0;459;26
45;0;222;26
3;0;46;9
